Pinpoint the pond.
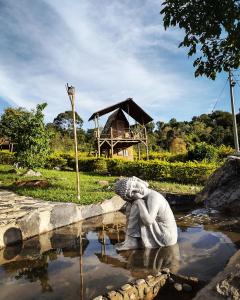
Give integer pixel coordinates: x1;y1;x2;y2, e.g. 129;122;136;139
0;209;240;300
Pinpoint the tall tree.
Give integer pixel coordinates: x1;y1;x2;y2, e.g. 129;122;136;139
161;0;240;79
53;111;83;135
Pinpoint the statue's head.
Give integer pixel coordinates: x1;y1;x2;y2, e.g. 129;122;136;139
114;176;149;201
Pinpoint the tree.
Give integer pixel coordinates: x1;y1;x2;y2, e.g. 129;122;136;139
161;0;240;79
53;111;83;135
0;104;51;168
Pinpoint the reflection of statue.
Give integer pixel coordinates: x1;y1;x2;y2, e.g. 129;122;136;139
115;177;178;250
95;243;180;277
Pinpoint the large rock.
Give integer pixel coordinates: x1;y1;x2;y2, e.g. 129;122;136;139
195;156;240;214
193;249;240;300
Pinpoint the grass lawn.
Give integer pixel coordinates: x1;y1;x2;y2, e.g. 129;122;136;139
0;164;203;205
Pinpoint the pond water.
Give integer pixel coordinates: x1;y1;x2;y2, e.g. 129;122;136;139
0;210;240;300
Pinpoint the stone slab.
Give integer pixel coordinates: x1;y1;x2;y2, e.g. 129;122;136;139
0;189;125;249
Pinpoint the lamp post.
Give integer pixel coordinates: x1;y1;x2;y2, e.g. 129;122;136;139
66;83;80;200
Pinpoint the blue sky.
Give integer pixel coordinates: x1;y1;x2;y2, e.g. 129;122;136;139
0;0;239;128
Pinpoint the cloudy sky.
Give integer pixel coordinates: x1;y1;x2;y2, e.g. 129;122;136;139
0;0;238;128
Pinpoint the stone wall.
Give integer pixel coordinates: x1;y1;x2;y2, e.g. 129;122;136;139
0;190;125;249
93;270;203;300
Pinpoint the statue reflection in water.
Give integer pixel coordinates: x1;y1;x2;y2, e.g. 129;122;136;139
96;242;180;277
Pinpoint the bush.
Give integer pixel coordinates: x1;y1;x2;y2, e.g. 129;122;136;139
0;150;14;165
46;153;67;169
142;151;187;162
107;159;217;184
187;142;219;162
218;145;234;159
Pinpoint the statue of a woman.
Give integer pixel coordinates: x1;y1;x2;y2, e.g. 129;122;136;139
114;176;178;251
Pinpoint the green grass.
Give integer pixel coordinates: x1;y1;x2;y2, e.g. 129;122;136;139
0;165;202;205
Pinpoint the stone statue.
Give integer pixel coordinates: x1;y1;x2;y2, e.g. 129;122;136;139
114;176;178;251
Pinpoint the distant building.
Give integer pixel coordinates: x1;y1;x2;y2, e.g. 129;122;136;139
0;137;14;151
88;98;153;160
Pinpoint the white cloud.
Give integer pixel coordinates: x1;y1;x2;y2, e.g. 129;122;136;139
0;0;224;126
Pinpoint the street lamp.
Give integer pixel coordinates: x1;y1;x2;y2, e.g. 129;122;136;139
66;83;80;200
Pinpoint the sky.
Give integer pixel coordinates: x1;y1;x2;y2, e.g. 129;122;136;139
0;0;239;129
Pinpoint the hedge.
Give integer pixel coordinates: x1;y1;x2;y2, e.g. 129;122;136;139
56;156;217;185
106;159;217;185
0;150;218;185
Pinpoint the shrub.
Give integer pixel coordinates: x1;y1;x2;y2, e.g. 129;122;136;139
107;158;216;184
218;145;234;159
46;153;67;169
187;142;219;162
0;150;14;165
142;151;187;162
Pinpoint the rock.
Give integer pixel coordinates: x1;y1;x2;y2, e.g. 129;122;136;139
174;283;183;291
135;279;145;285
161;268;170;274
168;277;175;284
98;180;109;186
196;156;240;214
15;180;49;188
23;169;42;177
121;284;132;291
193;249;240;300
182;283;192;292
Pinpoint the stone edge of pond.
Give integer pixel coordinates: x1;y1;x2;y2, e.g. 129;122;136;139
0;188;125;249
192;249;240;300
93;270;203;300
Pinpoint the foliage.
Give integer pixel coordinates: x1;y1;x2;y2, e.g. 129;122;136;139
0;150;14;165
142;151;187;162
0;104;51;169
187;142;219;162
161;0;240;79
107;159;217;185
53;110;83;133
154;110;239;150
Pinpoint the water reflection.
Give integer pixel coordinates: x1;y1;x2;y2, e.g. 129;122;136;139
96;244;180;277
0;211;239;300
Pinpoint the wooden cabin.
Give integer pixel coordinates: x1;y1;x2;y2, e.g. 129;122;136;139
88;98;153;160
0;137;14;152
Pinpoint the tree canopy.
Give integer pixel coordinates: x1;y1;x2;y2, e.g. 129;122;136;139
161;0;240;79
53;111;83;133
0;104;51;168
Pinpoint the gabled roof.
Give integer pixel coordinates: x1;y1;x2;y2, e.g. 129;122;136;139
102;108;129;134
88;98;153;125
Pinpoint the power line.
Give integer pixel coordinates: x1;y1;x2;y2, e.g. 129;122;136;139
211;78;228;113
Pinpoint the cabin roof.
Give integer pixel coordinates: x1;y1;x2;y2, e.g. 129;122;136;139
88;98;153;125
102;108;129;134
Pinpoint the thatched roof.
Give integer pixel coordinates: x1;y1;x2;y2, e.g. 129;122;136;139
88;98;153;125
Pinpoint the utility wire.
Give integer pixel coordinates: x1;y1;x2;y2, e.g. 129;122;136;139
211;78;228;113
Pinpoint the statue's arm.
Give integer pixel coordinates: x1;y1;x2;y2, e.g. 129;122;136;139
136;198;160;226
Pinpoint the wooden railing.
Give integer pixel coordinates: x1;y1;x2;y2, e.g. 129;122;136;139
94;127;146;140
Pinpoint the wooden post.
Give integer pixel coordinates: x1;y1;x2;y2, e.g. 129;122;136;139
96;114;101;157
110;127;113;158
66;84;80;200
138;143;141;160
144;126;149;160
